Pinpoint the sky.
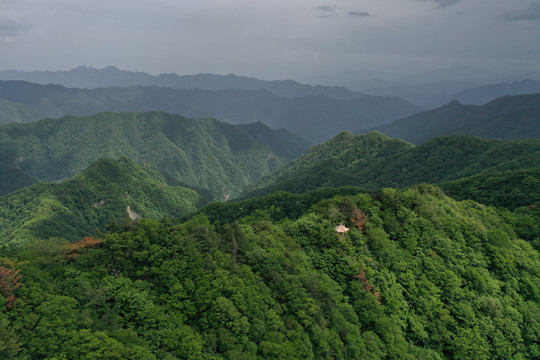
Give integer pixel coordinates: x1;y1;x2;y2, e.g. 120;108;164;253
1;0;540;80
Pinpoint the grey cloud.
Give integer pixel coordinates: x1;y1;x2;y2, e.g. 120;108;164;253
315;5;337;13
315;5;338;18
499;1;540;21
0;9;28;43
348;11;370;18
425;0;460;9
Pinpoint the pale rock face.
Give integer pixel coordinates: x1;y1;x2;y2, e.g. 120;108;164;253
127;205;142;220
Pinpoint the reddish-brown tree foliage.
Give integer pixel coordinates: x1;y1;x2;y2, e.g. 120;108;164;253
351;206;368;230
0;267;23;310
65;236;102;259
355;269;381;304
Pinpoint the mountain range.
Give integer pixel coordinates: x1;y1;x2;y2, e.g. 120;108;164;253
0;65;367;99
0;80;422;142
0;65;538;359
303;66;540;108
361;93;540;144
0;111;310;200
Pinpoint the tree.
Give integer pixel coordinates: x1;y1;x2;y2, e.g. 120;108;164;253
0;267;22;310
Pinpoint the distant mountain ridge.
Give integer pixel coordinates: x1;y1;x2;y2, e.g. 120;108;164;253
361;79;540;108
448;79;540;105
0;111;310;200
0;65;366;99
361;93;540;144
0;80;422;142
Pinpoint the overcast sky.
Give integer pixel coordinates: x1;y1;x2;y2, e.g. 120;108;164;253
1;0;539;80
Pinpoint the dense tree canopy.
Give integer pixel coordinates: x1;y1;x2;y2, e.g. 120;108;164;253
1;186;538;359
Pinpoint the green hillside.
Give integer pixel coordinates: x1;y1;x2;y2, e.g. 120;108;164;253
0;98;43;124
0;111;309;199
0;157;205;245
246;132;540;199
1;186;537;359
363;93;540;143
439;168;540;210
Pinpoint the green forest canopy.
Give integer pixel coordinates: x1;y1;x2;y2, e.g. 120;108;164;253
0;185;538;359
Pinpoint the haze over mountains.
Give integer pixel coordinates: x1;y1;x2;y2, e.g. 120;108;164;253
303;66;540;108
361;79;540;109
0;79;422;142
2;65;539;144
3;65;539;111
362;93;540;144
0;66;367;99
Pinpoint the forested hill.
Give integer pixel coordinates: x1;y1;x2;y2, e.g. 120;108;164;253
1;185;537;358
0;157;205;246
0;80;422;142
245;131;540;201
0;111;310;200
361;93;540;144
438;168;540;210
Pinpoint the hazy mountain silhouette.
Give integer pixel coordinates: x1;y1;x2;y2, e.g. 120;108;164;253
361;93;540;143
0;80;422;142
0;66;366;99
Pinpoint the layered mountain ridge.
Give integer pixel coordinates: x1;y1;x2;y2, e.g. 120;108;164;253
361;93;540;144
0;65;367;99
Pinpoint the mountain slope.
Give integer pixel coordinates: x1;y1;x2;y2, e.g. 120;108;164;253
439;168;540;210
0;65;367;99
362;93;540;144
0;80;422;142
0;157;205;245
2;186;537;358
0;98;44;124
0;111;310;199
245;131;414;196
0;163;38;195
246;132;540;199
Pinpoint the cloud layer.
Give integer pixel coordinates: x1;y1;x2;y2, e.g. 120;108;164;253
348;12;370;18
499;1;540;20
0;0;538;79
0;8;27;43
430;0;461;9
